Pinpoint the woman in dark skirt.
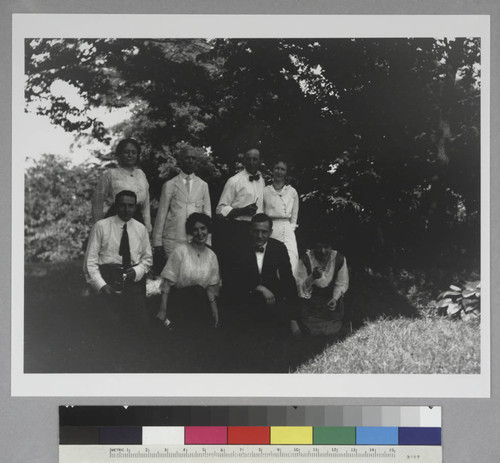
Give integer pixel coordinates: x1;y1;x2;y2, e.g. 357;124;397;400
156;213;221;329
295;240;349;336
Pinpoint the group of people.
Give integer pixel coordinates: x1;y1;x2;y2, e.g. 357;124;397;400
83;138;349;338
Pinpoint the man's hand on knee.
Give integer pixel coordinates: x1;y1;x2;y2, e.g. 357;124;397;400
255;285;276;305
100;284;115;296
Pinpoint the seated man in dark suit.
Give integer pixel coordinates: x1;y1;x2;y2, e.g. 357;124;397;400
232;213;301;336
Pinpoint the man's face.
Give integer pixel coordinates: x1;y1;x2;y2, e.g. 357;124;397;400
178;149;197;175
251;220;272;247
116;195;137;222
244;149;260;174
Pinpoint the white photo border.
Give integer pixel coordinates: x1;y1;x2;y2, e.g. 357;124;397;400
12;14;490;397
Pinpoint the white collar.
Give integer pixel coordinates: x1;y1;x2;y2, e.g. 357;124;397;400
112;215;130;227
179;170;194;180
255;241;268;253
244;169;260;177
272;183;287;193
117;166;137;174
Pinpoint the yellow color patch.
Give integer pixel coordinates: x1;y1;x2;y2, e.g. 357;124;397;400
270;426;313;445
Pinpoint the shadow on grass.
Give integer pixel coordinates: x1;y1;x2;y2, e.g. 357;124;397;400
342;268;420;331
23;261;420;374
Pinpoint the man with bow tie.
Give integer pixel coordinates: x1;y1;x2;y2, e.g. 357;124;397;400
83;190;152;327
232;213;301;337
216;148;266;297
152;145;212;260
216;148;265;223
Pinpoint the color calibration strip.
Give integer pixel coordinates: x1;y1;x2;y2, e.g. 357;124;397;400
59;407;442;462
60;424;441;446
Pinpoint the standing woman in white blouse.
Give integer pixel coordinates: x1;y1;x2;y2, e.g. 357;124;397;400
263;159;299;273
92;138;152;233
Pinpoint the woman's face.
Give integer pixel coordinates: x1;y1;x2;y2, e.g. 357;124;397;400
313;242;331;260
191;221;209;245
272;161;287;182
118;142;139;167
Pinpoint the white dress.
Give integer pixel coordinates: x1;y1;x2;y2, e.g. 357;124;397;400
92;167;152;232
263;184;299;273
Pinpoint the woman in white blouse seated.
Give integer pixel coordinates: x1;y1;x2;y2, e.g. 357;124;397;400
156;213;220;329
295;240;349;336
92;138;152;233
263;158;299;273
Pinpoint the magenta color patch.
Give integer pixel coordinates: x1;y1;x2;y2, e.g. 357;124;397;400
184;426;227;445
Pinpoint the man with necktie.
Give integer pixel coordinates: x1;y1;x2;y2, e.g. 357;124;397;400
152;146;212;262
231;213;301;337
216;148;265;299
84;190;152;328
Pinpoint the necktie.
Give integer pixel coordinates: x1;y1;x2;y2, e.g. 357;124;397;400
186;175;191;193
119;223;131;269
249;174;260;182
255;246;265;253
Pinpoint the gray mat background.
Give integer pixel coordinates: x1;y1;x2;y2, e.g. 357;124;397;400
1;1;498;462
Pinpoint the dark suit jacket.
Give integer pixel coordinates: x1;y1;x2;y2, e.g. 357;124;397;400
234;238;298;303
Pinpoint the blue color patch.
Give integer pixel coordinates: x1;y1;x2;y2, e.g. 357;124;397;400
398;427;441;445
356;427;398;445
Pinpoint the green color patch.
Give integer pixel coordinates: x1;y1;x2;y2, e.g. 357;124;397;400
313;426;356;444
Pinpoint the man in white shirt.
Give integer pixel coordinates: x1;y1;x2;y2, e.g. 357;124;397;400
84;190;152;327
216;148;265;295
152;146;211;262
216;148;265;221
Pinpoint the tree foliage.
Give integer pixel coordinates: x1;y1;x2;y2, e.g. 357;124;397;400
24;37;481;265
25;155;103;262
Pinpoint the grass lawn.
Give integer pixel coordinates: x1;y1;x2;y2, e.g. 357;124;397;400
24;261;332;373
296;316;480;374
23;260;480;374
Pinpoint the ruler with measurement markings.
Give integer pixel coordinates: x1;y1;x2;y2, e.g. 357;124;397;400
60;444;442;462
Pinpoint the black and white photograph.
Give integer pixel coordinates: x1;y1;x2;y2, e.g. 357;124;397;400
12;14;490;397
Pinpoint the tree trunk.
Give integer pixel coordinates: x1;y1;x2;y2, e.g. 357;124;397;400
428;39;465;237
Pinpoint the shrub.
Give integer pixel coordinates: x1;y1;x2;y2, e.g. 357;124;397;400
435;280;480;320
25;154;104;262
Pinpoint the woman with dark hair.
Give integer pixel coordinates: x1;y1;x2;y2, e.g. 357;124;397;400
295;239;349;336
156;213;220;328
92;138;152;232
263;158;299;272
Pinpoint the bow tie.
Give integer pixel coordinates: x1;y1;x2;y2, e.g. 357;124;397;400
255;246;265;253
249;174;260;182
